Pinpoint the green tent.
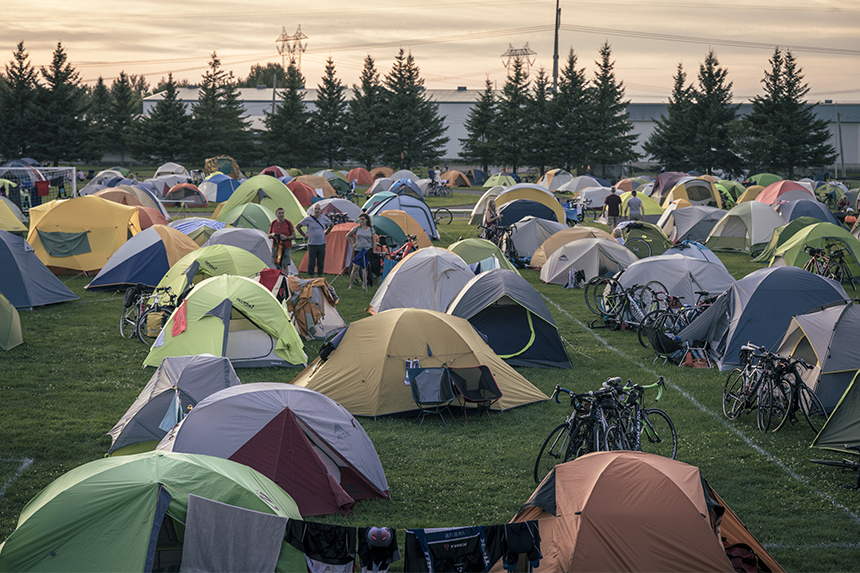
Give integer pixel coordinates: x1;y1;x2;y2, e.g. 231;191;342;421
372;214;408;247
483;173;517;188
154;244;269;303
706;201;785;255
144;274;307;368
448;238;520;274
752;217;821;263
326;177;351;196
749;173;782;187
0;451;304;572
619;221;673;257
717;179;745;199
769;222;860;280
219;202;276;232
216;175;304;227
0;292;23;351
813;369;860;453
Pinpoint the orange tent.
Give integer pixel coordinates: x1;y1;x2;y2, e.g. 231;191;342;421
441;170;470;188
298;222;355;275
294;175;337;199
94;188;143;206
378;210;432;247
370;167;394;180
137;206;169;229
287;180;315;207
346;167;373;186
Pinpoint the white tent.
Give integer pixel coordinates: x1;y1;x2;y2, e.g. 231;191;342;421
658;203;725;243
540;238;639;284
617;253;735;303
509;216;568;259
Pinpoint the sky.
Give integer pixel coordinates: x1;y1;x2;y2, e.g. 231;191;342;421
4;0;859;103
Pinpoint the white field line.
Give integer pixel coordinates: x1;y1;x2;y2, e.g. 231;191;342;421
763;542;860;550
541;293;860;526
0;458;34;499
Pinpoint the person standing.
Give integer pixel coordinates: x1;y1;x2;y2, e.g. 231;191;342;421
345;213;375;289
482;199;501;241
624;189;644;221
297;204;332;278
268;207;295;272
603;186;622;230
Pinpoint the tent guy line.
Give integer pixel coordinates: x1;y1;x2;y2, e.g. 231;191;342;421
540;292;860;527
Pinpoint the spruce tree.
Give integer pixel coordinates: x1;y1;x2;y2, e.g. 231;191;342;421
32;42;90;164
239;63;287;88
583;42;638;176
345;55;385;169
381;49;448;170
128;73;192;163
109;72;138;161
86;77;111;162
263;63;314;166
496;56;531;174
690;49;740;175
311;57;347;168
0;42;40;160
550;49;589;173
643;62;697;171
459;77;497;175
527;67;553;174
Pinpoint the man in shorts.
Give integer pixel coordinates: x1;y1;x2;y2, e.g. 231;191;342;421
624;189;644;221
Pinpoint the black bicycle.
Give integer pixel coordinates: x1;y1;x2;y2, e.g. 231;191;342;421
810;445;860;489
120;283;152;338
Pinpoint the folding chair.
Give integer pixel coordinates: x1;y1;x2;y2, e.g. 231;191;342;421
407;367;455;426
448;366;503;422
642;324;684;365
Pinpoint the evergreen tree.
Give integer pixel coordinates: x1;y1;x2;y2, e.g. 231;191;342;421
86;77;111;161
263;63;314;166
495;56;531;174
127;73;192;163
689;49;740;175
459;76;497;175
583;42;638;176
0;41;40;160
311;58;347;168
128;74;149;112
238;63;287;88
527;67;553;174
381;49;448;170
643;62;697;171
108;72;138;161
31;42;89;164
550;49;589;172
741;48;835;177
190;53;253;164
345;55;386;169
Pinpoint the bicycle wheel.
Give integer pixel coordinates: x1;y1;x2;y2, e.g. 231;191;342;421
605;424;630;451
722;368;745;419
565;420;593;462
584;276;617;316
640;408;678;459
534;422;571;483
433;207;453;225
136;307;170;346
769;376;794;432
637;309;663;347
652;311;689;337
120;304;140;338
641;281;669;312
756;376;775;432
797;383;828;434
626;237;651;258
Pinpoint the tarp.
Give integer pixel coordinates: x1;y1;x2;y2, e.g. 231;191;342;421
0;230;78;309
540;238;639;284
157;383;389;516
447;268;570;368
617;253;734;303
529;227;613;269
0;292;23;350
448;238;519;273
290;308;548;417
705;201;785;255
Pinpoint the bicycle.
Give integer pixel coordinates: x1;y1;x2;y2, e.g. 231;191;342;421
769;355;827;434
625;237;651;258
382;234;419;264
426;179;451;198
120;283;152;338
802;245;856;291
583;278;662;330
603;376;678;460
136;286;179;345
810;444;860;489
433;207;453;225
722;343;769;425
636;290;715;348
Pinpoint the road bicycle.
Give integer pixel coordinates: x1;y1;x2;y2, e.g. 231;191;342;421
625;237;651;258
636;290;715;348
768;355;827;434
426;179;451;198
120;283;152;338
803;245;856;291
603;376;678;460
810;445;860;489
382;234;419;264
583;277;663;330
136;286;179;345
722;343;769;426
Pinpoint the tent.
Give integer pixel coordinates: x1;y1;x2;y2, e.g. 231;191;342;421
0;230;78;309
529;227;613;269
219;202;276;232
203;228;273;269
27;196;142;275
768;222;860;279
483;173;517;188
366;177;394;195
204;155;242;179
298;222;356;275
619;191;664;223
749;172;782;187
154;162;189;178
372;214;408;246
498;199;558;226
574;186;613;213
199;173;241;203
169;217;227;245
617;253;734;303
465;168;487;185
618;221;673;256
369;166;394;179
310;198;363;221
107;354;241;456
540;238;639;284
679;266;849;370
157;383;389;516
346;167;373;186
137;206;170;230
751;217;820;263
369;247;474;314
447;269;570;368
154;244;268;302
0;195;27;233
496;184;565;223
537;169;573;191
448;238;519;273
294;175;337;199
441;169;470;187
325;176;351;197
215;175;304;229
367;194;438;240
649;171;687;204
813;368;860;452
0;292;23;350
661;177;723;209
755;180;815;205
511;451;780;573
262;165;289;178
658;203;724;244
775;300;860;411
93;187;143;207
163;184;208;207
776;199;839;226
114;185;171;221
285;179;315;207
85;225;199;290
557;175;606;194
705;201;785;255
717;179;745;200
378;210;432;247
143;274;307;368
508;216;567;260
290;308;548;417
468;186;506;224
0;451;305;572
388;178;424;200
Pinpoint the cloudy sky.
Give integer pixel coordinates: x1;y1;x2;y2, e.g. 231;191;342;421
4;0;859;103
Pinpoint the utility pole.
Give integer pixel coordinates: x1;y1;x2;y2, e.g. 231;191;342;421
552;0;561;92
836;106;845;179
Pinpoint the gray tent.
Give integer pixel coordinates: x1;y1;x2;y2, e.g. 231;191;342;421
0;229;79;310
617;252;734;303
447;268;571;368
509;216;567;260
775;300;860;410
107;354;241;455
658;205;725;244
679;266;849;370
204;227;273;268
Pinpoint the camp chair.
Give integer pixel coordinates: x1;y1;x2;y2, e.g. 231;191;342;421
448;366;503;422
642;323;684;365
407;367;455;426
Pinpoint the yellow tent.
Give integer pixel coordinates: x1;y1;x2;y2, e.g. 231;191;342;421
736;185;765;204
0;197;27;233
27;196;141;275
496;186;565;224
529;227;613;269
290;308;548;417
378;210;432;247
662;178;722;209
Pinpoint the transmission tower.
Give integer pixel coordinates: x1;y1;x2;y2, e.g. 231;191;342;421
501;43;537;75
276;25;309;71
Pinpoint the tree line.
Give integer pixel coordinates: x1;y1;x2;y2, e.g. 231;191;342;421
0;41;835;178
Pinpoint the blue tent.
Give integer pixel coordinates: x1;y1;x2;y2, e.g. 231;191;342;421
0;230;78;310
364;192;396;212
465;169;487;186
498;199;558;226
200;173;242;203
389;178;423;200
367;194;438;240
778;199;840;226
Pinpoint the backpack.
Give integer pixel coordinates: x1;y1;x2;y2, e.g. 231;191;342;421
725;543;759;573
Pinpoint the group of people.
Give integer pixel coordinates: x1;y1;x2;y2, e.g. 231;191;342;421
267;204;376;289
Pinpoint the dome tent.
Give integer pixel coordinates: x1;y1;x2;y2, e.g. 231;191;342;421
203;227;273;269
153;244;268;303
617;253;734;303
508;216;567;260
366;194;439;240
705;201;785;255
540;238;639;284
529;227;613;269
215;175;304;229
0;230;78;309
447;237;519;273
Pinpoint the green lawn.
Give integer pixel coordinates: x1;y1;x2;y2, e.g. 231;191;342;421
1;217;858;571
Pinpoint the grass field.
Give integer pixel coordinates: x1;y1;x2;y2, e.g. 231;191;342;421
2;206;859;571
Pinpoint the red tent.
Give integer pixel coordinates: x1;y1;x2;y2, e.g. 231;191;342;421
346;167;373;186
137;206;169;229
287;180;315;207
299;222;355;275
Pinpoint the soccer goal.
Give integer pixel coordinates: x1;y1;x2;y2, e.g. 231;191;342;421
0;166;77;212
